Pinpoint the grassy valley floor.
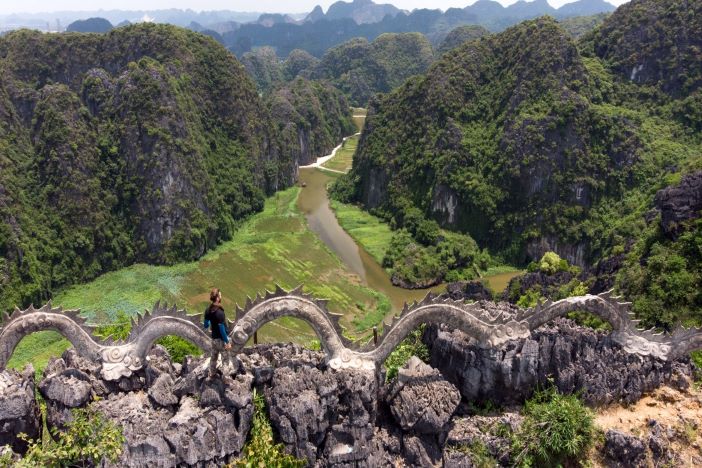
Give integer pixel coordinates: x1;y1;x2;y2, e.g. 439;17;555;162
8;186;389;373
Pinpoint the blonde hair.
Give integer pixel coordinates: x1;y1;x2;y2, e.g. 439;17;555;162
209;288;221;303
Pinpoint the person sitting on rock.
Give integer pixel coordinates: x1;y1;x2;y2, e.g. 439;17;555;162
204;288;232;378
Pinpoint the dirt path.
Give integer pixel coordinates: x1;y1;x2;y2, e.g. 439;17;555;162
299;133;360;172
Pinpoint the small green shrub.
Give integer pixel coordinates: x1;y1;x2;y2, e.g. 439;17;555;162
236;390;305;467
383;325;430;381
516;288;543;308
17;405;125;467
308;339;321;351
511;387;595;467
156;335;203;363
446;440;497;468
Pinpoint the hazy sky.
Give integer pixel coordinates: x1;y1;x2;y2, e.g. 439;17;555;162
0;0;630;15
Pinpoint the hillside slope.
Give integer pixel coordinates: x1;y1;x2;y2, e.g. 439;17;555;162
348;17;640;263
313;32;434;105
344;8;700;262
0;24;352;312
341;0;702;324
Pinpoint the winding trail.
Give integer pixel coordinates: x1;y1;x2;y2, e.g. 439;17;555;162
299;133;360;174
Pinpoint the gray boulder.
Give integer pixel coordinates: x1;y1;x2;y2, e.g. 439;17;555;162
603;429;647;468
655;170;702;238
39;365;94;430
402;434;442;467
148;373;178;407
95;391;177;467
424;317;695;406
265;364;338;463
0;366;41;453
387;356;461;434
39;368;92;407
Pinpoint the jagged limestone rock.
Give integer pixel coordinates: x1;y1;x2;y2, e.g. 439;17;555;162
603;429;647;468
424;318;695;406
387;356;460;434
148;373;178;408
0;366;40;454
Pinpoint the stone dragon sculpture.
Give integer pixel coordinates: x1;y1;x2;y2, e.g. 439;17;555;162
1;287;700;380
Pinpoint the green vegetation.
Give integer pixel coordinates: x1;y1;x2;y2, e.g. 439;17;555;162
511;387;595;467
282;49;319;81
268;77;356;166
0;23;357;319
437;25;490;54
589;0;702;97
8;185;389;373
0;24;272;314
12;405;125;467
240;46;284;94
313;33;435;106
329;198;393;265
445;440;497;468
341;3;702;330
235;390;306;467
322;134;359;173
558;13;609;39
617;217;702;329
383;325;430;381
6;332;71;379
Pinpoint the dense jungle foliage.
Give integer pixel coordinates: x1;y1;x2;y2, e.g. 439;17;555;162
312;33;434;106
335;0;702;326
0;24;353;314
240;32;434;107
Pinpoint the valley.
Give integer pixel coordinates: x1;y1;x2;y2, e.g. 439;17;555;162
1;1;702;466
7;121;519;373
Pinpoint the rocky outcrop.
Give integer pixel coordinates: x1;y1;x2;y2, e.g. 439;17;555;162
423;318;694;406
386;356;460;434
588;253;625;294
32;345;255;466
0;366;41;454
603;430;647;467
444;280;493;301
1;332;699;466
502;270;575;302
654;170;702;238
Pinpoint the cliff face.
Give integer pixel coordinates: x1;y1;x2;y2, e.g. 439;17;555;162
347;0;702;268
0;24;347;312
591;0;702;97
267;78;356;167
349;17;639;266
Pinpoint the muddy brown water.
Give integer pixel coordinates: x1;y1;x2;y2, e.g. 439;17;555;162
299;168;445;315
297;167;522;313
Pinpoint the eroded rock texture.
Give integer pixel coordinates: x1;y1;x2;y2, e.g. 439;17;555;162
423;318;694;406
0;366;41;453
655;170;702;238
3;331;697;467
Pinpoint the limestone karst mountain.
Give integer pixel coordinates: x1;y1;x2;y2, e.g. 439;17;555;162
337;0;701;318
0;24;353;313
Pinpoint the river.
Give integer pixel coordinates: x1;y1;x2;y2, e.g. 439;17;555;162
297;167;443;314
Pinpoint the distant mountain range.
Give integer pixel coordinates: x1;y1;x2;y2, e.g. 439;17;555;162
1;1;619;33
1;1;620;57
306;0;618;26
224;0;618;57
